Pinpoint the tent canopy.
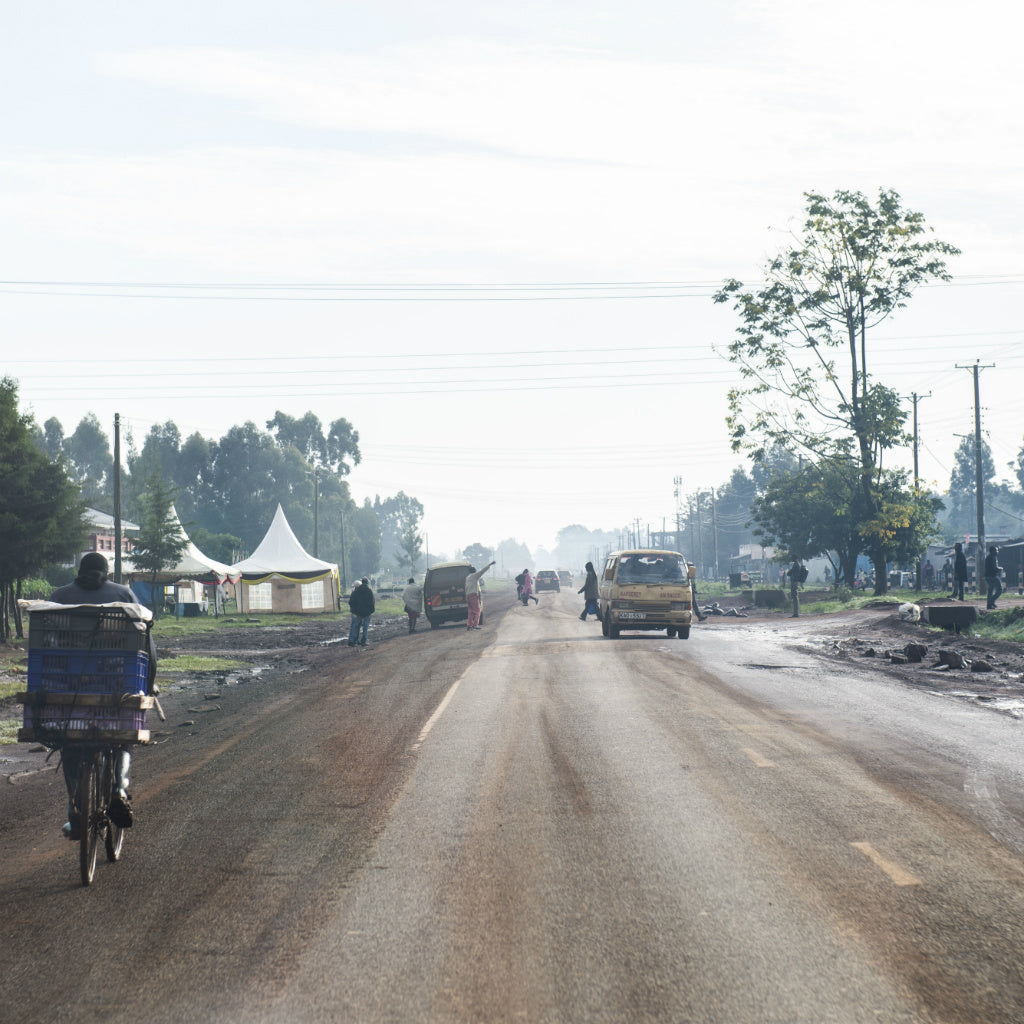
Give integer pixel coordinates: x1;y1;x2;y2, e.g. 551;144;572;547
229;504;338;583
156;507;239;584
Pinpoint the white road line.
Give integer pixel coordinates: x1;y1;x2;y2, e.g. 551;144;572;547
850;842;922;886
411;672;467;751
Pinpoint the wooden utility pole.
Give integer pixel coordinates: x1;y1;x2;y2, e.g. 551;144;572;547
955;361;994;595
113;413;122;583
910;393;930;590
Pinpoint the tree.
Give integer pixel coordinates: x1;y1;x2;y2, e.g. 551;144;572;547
374;492;424;564
943;435;995;542
397;523;424;574
63;413;113;506
714;189;959;594
130;474;189;616
0;379;85;640
463;542;493;566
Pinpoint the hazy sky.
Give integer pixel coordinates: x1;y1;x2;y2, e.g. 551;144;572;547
4;0;1023;557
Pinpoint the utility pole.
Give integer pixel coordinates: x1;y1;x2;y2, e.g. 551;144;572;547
711;487;719;582
956;361;994;595
113;413;122;583
312;468;319;557
910;392;930;590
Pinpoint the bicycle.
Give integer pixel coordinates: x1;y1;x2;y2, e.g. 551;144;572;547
73;742;131;886
17;601;156;886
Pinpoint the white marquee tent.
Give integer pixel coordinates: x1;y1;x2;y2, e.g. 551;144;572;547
229;504;339;613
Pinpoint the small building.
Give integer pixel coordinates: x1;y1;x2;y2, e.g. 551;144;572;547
229;504;339;614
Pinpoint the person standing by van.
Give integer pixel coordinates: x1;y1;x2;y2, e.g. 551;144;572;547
347;577;375;646
578;561;600;621
402;577;423;633
464;560;496;629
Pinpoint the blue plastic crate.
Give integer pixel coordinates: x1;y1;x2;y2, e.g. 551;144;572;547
27;650;149;696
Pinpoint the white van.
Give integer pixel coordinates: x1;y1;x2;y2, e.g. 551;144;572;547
598;549;696;639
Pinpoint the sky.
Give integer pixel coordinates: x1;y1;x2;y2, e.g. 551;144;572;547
3;0;1024;559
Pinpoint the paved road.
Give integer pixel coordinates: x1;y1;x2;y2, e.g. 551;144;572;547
4;587;1024;1022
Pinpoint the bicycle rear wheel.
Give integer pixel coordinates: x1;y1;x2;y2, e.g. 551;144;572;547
103;753;125;862
78;751;102;886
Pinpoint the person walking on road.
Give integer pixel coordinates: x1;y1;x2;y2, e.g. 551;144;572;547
985;545;1003;610
465;561;496;629
952;542;968;601
578;561;600;621
521;569;539;605
402;577;423;633
347;577;375;646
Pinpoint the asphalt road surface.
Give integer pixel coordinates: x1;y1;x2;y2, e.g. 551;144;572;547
4;586;1024;1023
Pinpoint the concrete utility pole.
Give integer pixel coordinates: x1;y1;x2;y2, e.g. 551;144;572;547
910;393;930;590
955;361;994;595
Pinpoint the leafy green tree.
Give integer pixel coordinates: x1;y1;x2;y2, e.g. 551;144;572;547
714;188;959;594
266;410;361;475
190;527;244;565
462;542;493;566
497;538;532;573
347;501;382;582
0;379;85;639
374;492;424;564
397;523;425;574
63;412;113;506
130;473;189;616
943;435;995;542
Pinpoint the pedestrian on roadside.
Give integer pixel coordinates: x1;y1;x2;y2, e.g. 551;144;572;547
521;569;539;605
347;577;375;646
577;561;600;621
514;571;525;601
985;545;1003;610
786;558;803;618
465;561;496;629
952;542;968;601
402;577;423;633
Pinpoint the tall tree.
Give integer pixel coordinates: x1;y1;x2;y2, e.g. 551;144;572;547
397;522;425;575
130;473;189;616
944;435;995;542
374;492;425;565
714;188;959;593
0;379;85;639
462;542;493;566
63;412;113;507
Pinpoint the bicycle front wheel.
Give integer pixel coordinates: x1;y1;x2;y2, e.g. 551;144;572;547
78;751;102;886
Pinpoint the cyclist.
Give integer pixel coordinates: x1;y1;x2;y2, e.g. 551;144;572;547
50;552;157;840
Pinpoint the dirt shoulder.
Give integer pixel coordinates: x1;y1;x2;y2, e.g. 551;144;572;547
696;590;1024;717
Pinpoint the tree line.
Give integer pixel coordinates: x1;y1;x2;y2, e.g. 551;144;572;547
0;389;428;639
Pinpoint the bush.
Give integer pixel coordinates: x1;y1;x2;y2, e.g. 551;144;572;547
20;578;53;599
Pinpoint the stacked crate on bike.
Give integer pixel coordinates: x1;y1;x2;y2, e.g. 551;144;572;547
18;606;152;744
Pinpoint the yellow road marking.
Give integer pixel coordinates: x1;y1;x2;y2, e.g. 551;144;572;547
851;842;922;886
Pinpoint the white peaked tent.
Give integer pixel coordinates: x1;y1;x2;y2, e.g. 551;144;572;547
229;504;340;613
129;507;239;614
165;507;238;583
